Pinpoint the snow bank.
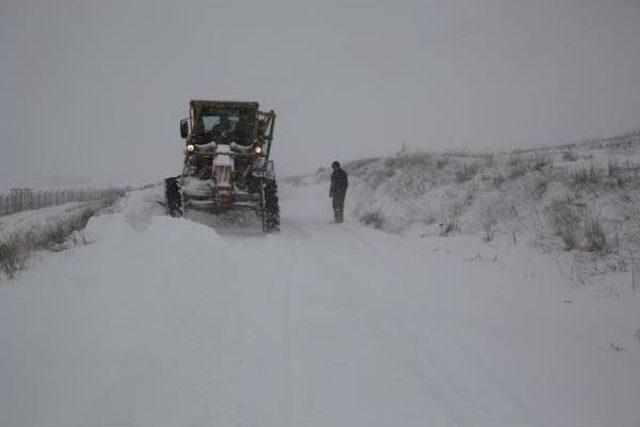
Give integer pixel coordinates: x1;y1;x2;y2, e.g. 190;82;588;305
0;200;112;280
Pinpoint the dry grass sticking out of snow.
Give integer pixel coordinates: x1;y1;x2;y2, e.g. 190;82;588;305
0;200;115;280
287;131;640;288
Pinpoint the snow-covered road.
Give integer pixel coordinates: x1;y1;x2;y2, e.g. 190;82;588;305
1;184;639;427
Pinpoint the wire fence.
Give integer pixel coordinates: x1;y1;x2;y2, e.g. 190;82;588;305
0;187;125;217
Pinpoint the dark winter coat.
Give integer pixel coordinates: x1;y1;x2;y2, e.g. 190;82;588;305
330;168;348;198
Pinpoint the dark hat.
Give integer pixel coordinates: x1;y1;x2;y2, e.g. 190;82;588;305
332;161;340;169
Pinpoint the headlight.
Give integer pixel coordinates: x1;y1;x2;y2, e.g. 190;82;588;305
187;144;195;153
254;146;262;154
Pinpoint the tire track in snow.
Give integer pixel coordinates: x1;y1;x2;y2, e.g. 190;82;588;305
286;221;473;426
336;224;545;426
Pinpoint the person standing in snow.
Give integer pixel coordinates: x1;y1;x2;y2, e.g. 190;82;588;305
329;161;348;223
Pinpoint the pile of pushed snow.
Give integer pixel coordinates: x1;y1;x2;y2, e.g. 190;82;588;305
288;132;640;283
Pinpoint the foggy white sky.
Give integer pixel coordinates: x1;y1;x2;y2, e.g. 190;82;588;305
1;0;639;190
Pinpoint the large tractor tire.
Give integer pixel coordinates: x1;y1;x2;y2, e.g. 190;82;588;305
261;180;280;232
164;177;183;218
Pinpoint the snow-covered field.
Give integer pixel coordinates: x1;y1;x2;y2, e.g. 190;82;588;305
1;183;639;426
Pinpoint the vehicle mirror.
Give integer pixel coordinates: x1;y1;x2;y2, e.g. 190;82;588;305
180;119;189;139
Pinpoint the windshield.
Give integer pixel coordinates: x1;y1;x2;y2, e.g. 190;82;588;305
196;108;254;144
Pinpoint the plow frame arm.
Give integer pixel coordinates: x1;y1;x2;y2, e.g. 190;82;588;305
257;110;276;161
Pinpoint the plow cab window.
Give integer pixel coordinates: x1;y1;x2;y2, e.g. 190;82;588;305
198;109;253;145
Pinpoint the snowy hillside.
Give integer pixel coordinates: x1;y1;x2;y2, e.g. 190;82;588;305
289;131;640;292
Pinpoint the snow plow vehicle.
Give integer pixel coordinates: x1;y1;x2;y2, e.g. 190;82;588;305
164;100;280;232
